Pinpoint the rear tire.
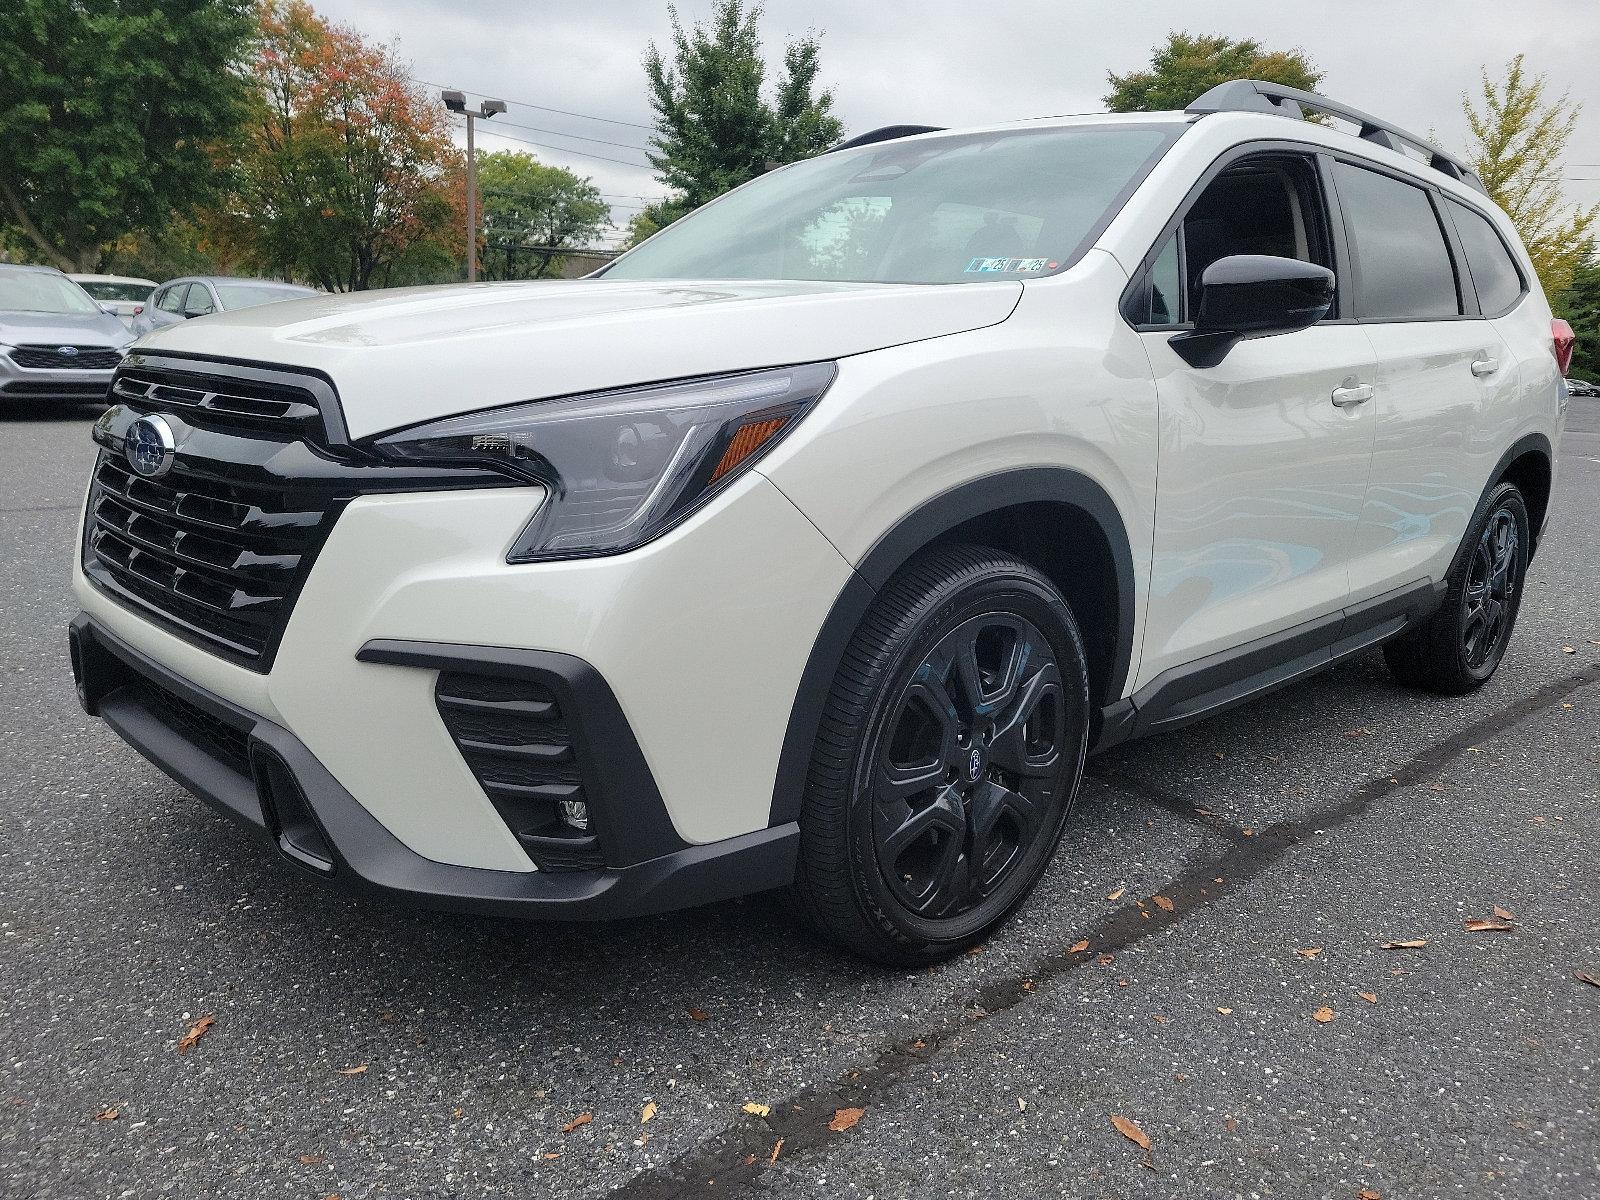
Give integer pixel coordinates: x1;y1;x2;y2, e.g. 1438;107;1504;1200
1383;481;1529;695
789;544;1091;965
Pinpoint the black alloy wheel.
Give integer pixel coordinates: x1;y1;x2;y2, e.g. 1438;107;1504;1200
1461;507;1519;671
790;544;1091;964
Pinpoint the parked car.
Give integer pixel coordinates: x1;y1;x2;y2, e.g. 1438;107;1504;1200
0;265;133;405
1565;376;1598;397
71;80;1569;963
130;276;317;337
68;274;157;328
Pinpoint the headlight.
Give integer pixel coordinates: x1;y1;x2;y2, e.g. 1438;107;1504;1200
372;361;836;561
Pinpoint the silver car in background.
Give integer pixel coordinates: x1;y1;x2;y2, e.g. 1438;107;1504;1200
131;276;317;337
68;275;157;328
0;265;134;406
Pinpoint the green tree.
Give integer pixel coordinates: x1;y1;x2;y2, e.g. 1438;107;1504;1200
643;0;842;221
1561;254;1600;382
212;0;462;291
1463;55;1598;301
0;0;254;271
1105;32;1321;113
476;151;610;279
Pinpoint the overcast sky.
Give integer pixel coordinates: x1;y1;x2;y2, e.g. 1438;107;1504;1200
314;0;1600;246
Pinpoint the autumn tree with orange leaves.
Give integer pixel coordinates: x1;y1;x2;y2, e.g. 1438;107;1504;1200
212;0;463;290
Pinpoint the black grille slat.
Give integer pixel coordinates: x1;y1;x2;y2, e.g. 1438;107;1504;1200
434;671;603;871
134;680;252;775
10;344;123;370
112;369;322;438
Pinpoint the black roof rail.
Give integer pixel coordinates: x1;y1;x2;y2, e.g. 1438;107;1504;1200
826;124;944;154
1186;79;1488;195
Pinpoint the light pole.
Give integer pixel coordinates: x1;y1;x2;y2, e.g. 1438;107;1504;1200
442;90;507;283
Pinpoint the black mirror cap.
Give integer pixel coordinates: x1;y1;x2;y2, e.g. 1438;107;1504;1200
1171;254;1335;367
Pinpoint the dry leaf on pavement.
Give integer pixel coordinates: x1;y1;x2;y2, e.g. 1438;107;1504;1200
742;1102;771;1118
94;1108;120;1121
1464;918;1514;932
1357;1189;1382;1199
769;1137;784;1163
1069;939;1090;954
1575;972;1600;988
1561;645;1576;654
336;1065;368;1076
1358;991;1378;1004
1381;938;1427;949
640;1102;657;1123
176;1015;215;1055
828;1107;865;1132
1216;1006;1234;1015
1106;885;1126;901
686;1006;710;1022
1152;895;1175;912
542;1152;561;1160
560;1113;593;1133
1295;947;1323;959
1493;906;1514;921
1313;1006;1336;1023
1109;1113;1151;1151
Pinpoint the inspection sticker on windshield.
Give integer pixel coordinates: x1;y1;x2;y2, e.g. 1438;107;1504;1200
964;257;1055;274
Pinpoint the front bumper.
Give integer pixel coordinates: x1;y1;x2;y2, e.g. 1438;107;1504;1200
0;353;117;401
69;615;798;919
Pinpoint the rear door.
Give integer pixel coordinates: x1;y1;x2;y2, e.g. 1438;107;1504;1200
1330;160;1518;599
148;283;189;332
1130;148;1378;689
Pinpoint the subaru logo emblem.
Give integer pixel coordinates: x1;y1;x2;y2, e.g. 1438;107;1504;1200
968;747;984;782
125;414;177;479
57;345;78;357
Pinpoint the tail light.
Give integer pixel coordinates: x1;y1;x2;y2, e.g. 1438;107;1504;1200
1553;318;1576;376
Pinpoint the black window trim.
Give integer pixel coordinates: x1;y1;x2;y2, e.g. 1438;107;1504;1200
1323;151;1484;325
1440;194;1530;320
1119;139;1351;334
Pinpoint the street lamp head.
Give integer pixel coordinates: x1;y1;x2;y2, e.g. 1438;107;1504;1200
479;99;507;118
441;89;467;113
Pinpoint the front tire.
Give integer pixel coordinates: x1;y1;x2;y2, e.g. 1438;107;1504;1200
789;544;1091;965
1383;481;1529;695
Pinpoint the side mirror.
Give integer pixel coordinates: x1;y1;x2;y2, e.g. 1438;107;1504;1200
99;303;119;317
1170;254;1335;367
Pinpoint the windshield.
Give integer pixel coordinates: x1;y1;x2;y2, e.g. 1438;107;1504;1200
78;281;153;303
0;272;103;315
215;284;314;309
604;124;1178;285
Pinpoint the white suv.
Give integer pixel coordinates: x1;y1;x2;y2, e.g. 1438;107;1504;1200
71;81;1570;963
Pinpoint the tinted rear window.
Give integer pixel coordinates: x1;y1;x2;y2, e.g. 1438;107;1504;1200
1333;162;1460;320
1446;199;1525;315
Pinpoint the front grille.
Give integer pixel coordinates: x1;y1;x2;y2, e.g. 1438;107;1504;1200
10;344;123;370
2;380;110;397
83;452;341;669
133;678;252;776
435;671;604;870
111;363;326;441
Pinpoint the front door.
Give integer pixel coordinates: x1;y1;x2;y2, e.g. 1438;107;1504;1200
1130;151;1378;689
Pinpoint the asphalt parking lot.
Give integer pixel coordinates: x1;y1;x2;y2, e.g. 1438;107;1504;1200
2;397;1597;1199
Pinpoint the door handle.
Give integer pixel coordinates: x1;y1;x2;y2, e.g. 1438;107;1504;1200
1471;357;1500;377
1331;383;1374;407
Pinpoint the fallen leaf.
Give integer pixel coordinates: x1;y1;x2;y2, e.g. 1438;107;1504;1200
1097;953;1115;966
1358;991;1378;1004
742;1102;771;1118
1576;972;1600;988
1224;1115;1237;1132
1069;939;1090;954
1344;727;1370;739
966;944;986;955
686;1007;710;1022
1018;1097;1027;1110
542;1152;561;1160
1313;1006;1336;1023
1150;1014;1168;1024
1106;886;1126;901
1358;1189;1382;1200
1295;947;1323;959
769;1137;783;1164
641;1102;657;1124
1109;1113;1151;1151
299;1154;326;1165
176;1015;215;1055
1493;906;1514;921
94;1107;120;1121
1194;806;1214;816
561;1113;593;1133
1561;645;1576;654
828;1106;865;1133
1464;918;1514;932
1242;827;1255;837
1382;938;1427;949
1216;1006;1233;1015
336;1064;368;1076
1152;895;1175;912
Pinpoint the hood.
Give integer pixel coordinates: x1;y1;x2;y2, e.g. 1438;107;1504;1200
134;278;1022;438
0;308;133;347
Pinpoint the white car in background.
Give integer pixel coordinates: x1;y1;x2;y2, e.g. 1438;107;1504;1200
68;275;157;328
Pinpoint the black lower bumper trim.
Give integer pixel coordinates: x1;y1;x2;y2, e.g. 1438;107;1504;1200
69;614;799;920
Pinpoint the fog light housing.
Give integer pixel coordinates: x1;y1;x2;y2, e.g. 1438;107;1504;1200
558;798;590;832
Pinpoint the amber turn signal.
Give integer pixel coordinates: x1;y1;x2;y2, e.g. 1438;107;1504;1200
708;416;790;485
